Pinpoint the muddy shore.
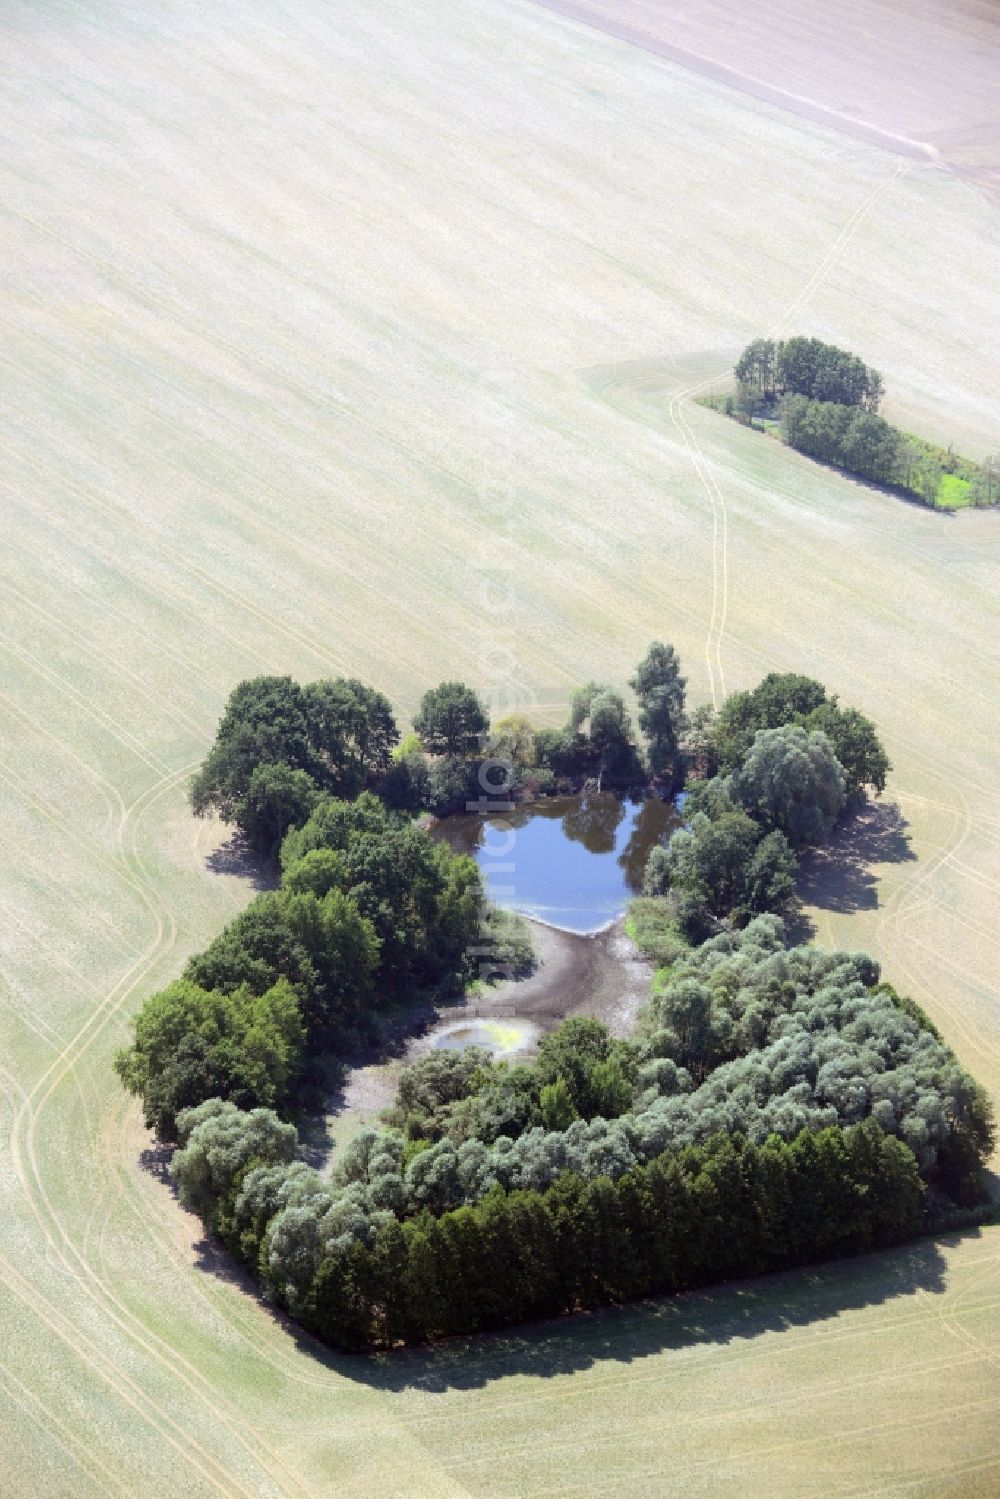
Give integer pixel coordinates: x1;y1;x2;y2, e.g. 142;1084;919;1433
328;916;654;1147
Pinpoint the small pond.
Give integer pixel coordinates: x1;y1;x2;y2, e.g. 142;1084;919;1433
432;1018;538;1056
435;792;680;935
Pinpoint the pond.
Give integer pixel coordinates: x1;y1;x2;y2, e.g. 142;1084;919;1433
434;792;680;935
431;1018;539;1056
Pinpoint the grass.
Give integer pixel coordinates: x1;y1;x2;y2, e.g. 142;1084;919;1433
2;0;1000;1495
937;473;974;509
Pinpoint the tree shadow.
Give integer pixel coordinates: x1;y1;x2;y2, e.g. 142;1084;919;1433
187;1223;972;1392
333;1233;965;1393
296;1111;337;1171
796;799;916;916
139;1141;175;1190
782;901;817;945
204;832;279;893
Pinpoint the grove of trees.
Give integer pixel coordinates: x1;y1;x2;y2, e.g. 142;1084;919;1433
167;913;992;1350
735;336;883;411
120;658;993;1354
723;335;996;508
117;790;484;1136
191;675;400;855
644;671;889;939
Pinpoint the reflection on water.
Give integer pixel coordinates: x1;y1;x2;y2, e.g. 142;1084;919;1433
435;792;680;935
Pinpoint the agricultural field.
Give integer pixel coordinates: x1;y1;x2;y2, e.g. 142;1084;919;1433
532;0;1000;201
1;0;1000;1495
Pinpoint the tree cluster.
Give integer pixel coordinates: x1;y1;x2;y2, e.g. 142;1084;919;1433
383;1017;638;1145
727;337;997;509
644;671;888;939
716;674;887;803
711;672;890;798
116;792;483;1136
735;336;883;411
190;675;400;856
165;915;992;1349
780;394;903;486
173;1097;924;1350
532;643;687;792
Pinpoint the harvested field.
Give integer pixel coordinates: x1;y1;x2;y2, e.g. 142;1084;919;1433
529;0;1000;200
1;0;1000;1495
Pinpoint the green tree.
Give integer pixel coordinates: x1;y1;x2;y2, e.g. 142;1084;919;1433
427;754;476;815
413;682;488;756
191;676;316;824
733;338;778;401
568;681;606;733
190;676;401;844
713;672;828;772
669;811;760;912
115;977;306;1138
486;713;536;769
745;830;798;915
170;1100;298;1227
630;641;687;780
539;1076;578;1130
587;689;634;775
645;978;725;1082
238;763;320;858
775;337;881;409
301;678;399;793
535;1018;636;1119
803;702;890;799
969;454;1000;508
533;726;587;780
731;724;846;848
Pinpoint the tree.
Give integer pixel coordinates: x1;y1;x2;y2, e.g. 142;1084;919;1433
681;703;718;780
533;727;587;780
646;978;723;1081
427;755;476;815
710;673;888;801
630;641;687;780
486;713;536;770
191;676;316;824
115;977;306;1138
413;682;488;756
803;702;890;799
713;673;828;773
745;830;798;915
734;339;778;401
643;809;797;928
587;690;634;775
780;394;900;483
970;454;1000;508
170;1100;298;1225
535;1018;636;1119
190;675;401;850
539;1076;577;1130
280;790;391;869
775;337;881;410
568;682;606;733
238;763;320;858
840;409;902;484
301;678;399;793
731;725;846;848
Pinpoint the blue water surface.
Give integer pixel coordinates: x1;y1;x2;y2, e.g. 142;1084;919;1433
435;793;679;935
